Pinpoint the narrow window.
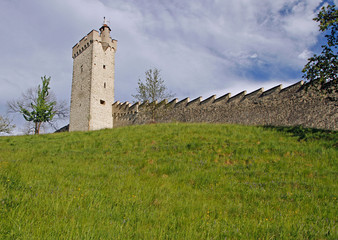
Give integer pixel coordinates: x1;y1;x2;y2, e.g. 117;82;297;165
103;65;106;69
80;65;83;73
104;82;106;88
100;100;106;105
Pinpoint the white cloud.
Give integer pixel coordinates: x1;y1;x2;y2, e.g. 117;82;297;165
298;50;313;60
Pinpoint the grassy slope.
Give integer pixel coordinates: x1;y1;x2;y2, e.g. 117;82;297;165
0;123;337;239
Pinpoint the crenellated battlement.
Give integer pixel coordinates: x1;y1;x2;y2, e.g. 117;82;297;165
72;30;117;59
72;30;98;59
261;84;282;97
187;97;202;108
228;91;247;103
112;81;338;130
213;93;230;105
113;82;302;117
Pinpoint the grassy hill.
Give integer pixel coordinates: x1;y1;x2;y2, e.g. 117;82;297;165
0;123;337;239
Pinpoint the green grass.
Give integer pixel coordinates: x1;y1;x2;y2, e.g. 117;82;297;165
0;123;337;239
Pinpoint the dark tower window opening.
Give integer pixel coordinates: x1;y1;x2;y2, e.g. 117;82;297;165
103;65;106;69
104;82;106;88
100;100;106;105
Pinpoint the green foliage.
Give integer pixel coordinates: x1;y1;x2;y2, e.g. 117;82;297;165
316;4;338;47
132;68;175;122
132;68;174;103
8;76;68;134
18;76;56;134
0;123;337;239
302;4;337;87
0;115;15;134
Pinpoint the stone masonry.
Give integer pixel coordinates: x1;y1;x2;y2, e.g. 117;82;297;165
113;81;337;131
69;20;117;131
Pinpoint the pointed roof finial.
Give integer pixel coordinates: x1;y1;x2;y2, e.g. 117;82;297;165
100;17;111;32
103;17;110;26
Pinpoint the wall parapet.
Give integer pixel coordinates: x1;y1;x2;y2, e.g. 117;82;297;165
261;84;282;97
112;81;337;130
201;95;216;105
214;93;230;104
229;91;246;103
187;97;202;107
244;88;263;101
176;98;189;108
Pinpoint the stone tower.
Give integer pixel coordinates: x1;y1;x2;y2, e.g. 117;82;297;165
69;19;117;131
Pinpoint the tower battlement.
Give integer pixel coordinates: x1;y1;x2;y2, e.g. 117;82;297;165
72;30;117;59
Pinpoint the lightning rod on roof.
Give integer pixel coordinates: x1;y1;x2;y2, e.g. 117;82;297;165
103;17;110;25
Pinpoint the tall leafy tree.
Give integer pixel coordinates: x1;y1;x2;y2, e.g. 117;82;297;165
302;4;337;88
20;76;56;134
8;76;67;134
132;68;174;122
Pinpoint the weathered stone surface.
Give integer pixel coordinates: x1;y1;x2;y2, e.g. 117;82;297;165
69;25;117;132
113;81;337;130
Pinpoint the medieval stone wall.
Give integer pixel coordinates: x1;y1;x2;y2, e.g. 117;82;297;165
112;81;338;131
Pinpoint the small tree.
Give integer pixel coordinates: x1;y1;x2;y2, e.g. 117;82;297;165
0;115;15;134
8;76;68;135
132;68;174;121
302;4;337;88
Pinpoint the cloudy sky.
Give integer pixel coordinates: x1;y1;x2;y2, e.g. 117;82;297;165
0;0;336;133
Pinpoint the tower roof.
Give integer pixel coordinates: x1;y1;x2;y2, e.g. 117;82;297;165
100;17;111;31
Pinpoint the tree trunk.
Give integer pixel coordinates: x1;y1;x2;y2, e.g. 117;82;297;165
35;122;41;135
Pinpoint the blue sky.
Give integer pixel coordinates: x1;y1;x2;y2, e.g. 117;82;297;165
0;0;336;133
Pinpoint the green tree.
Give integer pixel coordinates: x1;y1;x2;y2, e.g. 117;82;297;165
132;68;174;103
302;4;337;88
132;68;174;121
8;76;67;135
0;115;15;134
